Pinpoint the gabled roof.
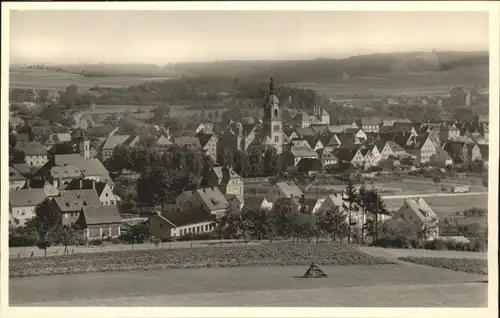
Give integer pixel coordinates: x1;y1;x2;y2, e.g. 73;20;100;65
15;141;47;156
276;181;303;199
387;140;405;152
297;158;322;172
335;147;360;162
294;127;316;138
161;208;216;227
9;166;26;181
54;133;72;143
401;198;437;223
81;205;122;225
55;154;111;178
65;178;109;196
173;136;201;148
9;189;46;207
197;133;215;148
12;163;43;177
406;136;429;150
51;166;83;179
291;146;318;158
309;124;330;134
212;166;241;180
54;189;101;212
102;135;137;150
344;127;361;134
195;187;228;212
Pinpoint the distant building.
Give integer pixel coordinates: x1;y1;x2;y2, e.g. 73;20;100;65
392;198;439;240
15;141;48;167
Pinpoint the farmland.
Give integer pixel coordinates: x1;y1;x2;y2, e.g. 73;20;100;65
9;69;175;90
10;263;487;306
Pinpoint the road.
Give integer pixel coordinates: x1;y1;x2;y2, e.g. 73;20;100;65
10;264;488;307
381;192;488;200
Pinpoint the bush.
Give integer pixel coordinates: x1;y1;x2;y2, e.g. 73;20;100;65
88;239;103;246
372;235;417;249
9;235;37;247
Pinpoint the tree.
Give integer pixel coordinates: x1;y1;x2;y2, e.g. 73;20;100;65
64;84;80;107
200;155;214;188
243;207;269;240
342;180;359;243
358;185;369;243
432;175;442;190
9;133;17;148
317;206;349;243
30;199;61;256
365;189;390;242
57;225;78;255
215;206;241;239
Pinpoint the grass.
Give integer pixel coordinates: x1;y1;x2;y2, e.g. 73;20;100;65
399;256;488;275
9;70;173;91
10;263;488;306
9;243;393;278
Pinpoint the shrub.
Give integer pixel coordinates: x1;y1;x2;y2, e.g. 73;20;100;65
372;235;416;249
88;239;103;246
9;235;37;247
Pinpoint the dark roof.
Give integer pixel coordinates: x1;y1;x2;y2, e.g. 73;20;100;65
162;208;215;227
9;189;46;207
15;141;47;156
297;158;322;172
64;178;108;196
335;147;359;162
82;205;122;225
197;133;214;148
54;189;101;212
9;166;26;181
12;163;43;176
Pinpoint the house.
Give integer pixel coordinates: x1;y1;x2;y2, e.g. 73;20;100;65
207;166;244;205
313;105;330;124
315;193;365;226
297;158;322;175
318;148;338;167
439;124;461;143
363;145;382;169
283;140;319;166
404;136;436;164
9;189;47;227
184;187;229;217
53;154;115;188
377;140;406;160
344;128;367;141
74;205;122;240
149;208;216;240
261;181;304;211
358;118;382;133
53;189;102;226
467;143;482;163
478;144;489;168
392;198;439;240
292;111;321;128
335;146;364;168
429;148;453;167
173;136;202;149
65;178;118;206
198;133;218;161
303;136;324;152
449;87;470;106
21;179;60;197
9;166;27;190
392;122;417;136
15;141;48;166
100;134;139;162
442;141;468;164
294;127;316;139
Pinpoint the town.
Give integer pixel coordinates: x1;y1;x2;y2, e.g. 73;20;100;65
8;76;489;257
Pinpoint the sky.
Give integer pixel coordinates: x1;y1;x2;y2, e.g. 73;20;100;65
9;10;489;65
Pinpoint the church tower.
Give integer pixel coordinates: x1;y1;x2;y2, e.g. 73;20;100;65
262;77;283;154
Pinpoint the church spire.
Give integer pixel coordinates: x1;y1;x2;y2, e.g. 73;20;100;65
269;76;275;95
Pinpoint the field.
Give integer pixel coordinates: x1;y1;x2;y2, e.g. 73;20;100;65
10;263;488;306
9;69;174;90
9;243;393;278
399;256;488;275
291;64;489;98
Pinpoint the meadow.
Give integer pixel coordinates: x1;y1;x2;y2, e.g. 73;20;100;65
9;69;174;90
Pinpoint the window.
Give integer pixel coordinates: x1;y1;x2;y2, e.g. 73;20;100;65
273;125;280;132
205;224;209;231
102;227;110;237
274;109;278;117
275;136;279;142
89;227;100;238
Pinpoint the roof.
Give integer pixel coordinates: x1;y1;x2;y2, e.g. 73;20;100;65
387;140;405;152
15;133;31;143
309;124;330;134
401;198;437;223
195;187;228;212
54;133;72;143
297;158;322;172
291;146;318;158
102;135;137;150
12;163;43;176
81;205;122;225
197;133;215;148
54;189;101;212
9;166;26;181
295;127;316;137
9;189;46;207
344;127;361;134
15;141;47;156
51;166;83;179
276;181;303;199
335;147;359;162
212;166;241;180
406;136;429;150
173;136;201;148
161;208;215;227
360;118;383;126
261;135;274;146
54;154;111;178
65;178;109;196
